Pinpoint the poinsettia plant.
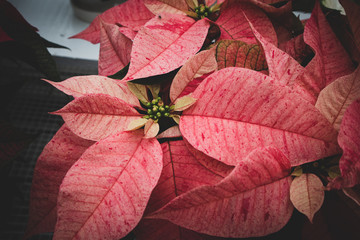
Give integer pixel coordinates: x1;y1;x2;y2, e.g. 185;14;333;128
25;0;360;239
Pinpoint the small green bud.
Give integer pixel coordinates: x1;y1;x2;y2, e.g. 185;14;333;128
164;112;170;117
143;115;150;119
149;114;154;119
164;105;170;110
159;106;165;112
156;112;162;118
147;109;153;115
145;102;151;108
152;99;158;105
152;105;159;112
153;115;158;120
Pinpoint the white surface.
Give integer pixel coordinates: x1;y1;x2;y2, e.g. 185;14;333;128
8;0;100;60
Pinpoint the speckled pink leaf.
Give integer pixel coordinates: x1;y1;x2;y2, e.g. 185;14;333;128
278;34;312;63
215;40;267;72
45;76;140;107
304;1;354;87
144;0;188;15
25;125;94;239
290;173;324;223
316;66;360;131
99;21;132;76
118;26;137;40
53;94;141;141
157;126;182;139
146;140;224;214
71;0;154;43
124;14;210;81
329;99;360;189
170;48;217;102
215;2;277;45
53;130;162;240
250;23;320;104
181;67;340;166
184;139;233;178
149;147;293;238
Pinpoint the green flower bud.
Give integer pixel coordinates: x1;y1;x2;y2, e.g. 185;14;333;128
152;105;159;112
159;106;165;112
156;112;162;118
147;109;153;115
152;99;158;105
164;112;170;117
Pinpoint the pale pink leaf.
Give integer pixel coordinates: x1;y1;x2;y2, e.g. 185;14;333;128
144;119;160;138
170;48;217;102
25;125;94;239
118;26;137;40
180;68;340;166
71;0;154;43
53;94;142;141
330;99;360;188
290;173;324;223
149;147;293;238
215;2;277;45
44;76;141;108
53;130;163;240
124;14;210;81
316;66;360;131
156;126;182;139
340;0;360;53
250;22;321;104
184;139;234;178
304;1;354;87
343;186;360;206
144;0;189;15
99;21;132;76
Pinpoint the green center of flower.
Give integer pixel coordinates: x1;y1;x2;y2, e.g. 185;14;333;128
143;97;171;121
195;4;211;18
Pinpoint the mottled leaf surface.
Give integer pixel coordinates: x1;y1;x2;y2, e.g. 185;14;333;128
99;21;132;76
215;2;277;45
53;94;141;141
149;147;293;238
54;131;162;240
290;173;324;222
46;76;140;108
181;68;340;166
25;125;94;239
170;48;217;102
304;2;354;87
316;66;360;131
124;14;210;80
215;40;267;72
71;0;154;43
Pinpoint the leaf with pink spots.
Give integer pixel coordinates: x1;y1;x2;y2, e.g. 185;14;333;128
149;147;293;238
124;13;210;81
25;125;94;239
53;130;163;240
180;67;340;167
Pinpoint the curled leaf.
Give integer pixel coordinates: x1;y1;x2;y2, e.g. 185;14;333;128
145;119;160;138
128;118;148;131
127;82;149;103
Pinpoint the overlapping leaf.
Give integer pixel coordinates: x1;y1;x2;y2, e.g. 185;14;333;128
215;2;277;45
316;66;360;131
330;99;360;188
53;94;141;141
71;0;154;43
215;40;267;72
180;67;340;166
250;23;321;104
278;34;312;64
340;0;360;54
45;76;141;107
149;147;293;238
53;130;162;240
25;125;94;239
304;1;354;87
290;173;324;222
124;13;210;80
99;21;132;76
170;48;217;102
